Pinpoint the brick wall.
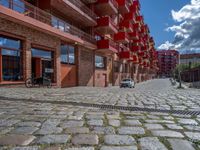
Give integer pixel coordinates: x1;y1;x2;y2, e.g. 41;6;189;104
0;19;61;86
78;47;94;86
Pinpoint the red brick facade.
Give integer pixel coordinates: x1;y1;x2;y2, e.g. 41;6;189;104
0;0;158;87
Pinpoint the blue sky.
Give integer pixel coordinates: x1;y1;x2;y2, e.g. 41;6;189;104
139;0;200;53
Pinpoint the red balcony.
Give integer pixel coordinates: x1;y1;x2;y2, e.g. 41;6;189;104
132;23;141;31
114;32;129;43
95;0;118;16
128;31;139;40
136;16;143;23
130;45;140;52
116;0;129;14
138;51;145;57
119;20;133;32
132;54;139;63
119;51;131;59
124;12;135;23
96;16;118;34
97;39;118;53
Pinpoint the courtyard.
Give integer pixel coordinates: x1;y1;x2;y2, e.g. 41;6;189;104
0;79;200;149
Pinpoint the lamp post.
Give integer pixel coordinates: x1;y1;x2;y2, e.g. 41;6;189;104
178;53;182;88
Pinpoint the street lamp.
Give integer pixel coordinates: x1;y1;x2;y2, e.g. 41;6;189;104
178;53;182;88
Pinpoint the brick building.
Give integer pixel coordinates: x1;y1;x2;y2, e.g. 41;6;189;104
0;0;158;87
157;50;179;77
180;53;200;65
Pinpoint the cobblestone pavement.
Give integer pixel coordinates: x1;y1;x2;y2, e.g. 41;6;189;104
0;79;200;149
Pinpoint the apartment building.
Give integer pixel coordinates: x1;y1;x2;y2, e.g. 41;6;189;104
0;0;158;87
180;53;200;65
157;50;179;77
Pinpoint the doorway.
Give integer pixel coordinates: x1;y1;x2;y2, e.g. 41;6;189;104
31;48;54;82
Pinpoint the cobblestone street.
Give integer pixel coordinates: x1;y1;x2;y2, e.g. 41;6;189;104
0;79;200;150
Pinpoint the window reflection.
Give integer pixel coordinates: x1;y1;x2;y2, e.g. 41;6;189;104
32;48;52;59
95;55;106;69
0;36;22;81
60;45;75;64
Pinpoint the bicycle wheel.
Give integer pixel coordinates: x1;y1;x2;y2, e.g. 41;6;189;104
25;78;33;88
47;80;52;88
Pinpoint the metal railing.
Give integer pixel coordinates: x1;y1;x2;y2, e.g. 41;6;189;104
0;0;96;44
109;39;118;50
65;0;97;20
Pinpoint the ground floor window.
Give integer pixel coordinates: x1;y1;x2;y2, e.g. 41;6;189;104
95;55;106;69
60;44;75;64
31;48;54;81
0;36;23;82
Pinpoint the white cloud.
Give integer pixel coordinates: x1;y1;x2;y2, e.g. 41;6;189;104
158;0;200;52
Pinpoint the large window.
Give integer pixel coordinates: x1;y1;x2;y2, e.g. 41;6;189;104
95;55;106;69
0;36;23;81
60;45;75;64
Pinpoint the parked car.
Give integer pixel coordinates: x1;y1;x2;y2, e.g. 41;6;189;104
120;78;135;88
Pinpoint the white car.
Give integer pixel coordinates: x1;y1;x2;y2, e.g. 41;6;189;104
120;78;135;88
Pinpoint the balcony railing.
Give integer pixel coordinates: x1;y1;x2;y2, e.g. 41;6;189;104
0;0;96;44
65;0;97;20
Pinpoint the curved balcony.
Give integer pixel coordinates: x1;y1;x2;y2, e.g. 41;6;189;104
124;12;136;23
97;39;118;53
119;51;131;59
95;0;118;16
114;32;129;43
96;16;118;34
116;0;129;14
119;20;133;32
129;31;139;40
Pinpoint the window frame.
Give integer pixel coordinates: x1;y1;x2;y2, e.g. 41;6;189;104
95;55;106;70
0;36;23;82
60;44;75;65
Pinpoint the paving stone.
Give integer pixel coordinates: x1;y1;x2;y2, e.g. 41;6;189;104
65;127;89;134
152;130;184;138
91;126;115;134
100;146;137;150
0;127;14;134
108;120;120;127
178;119;198;125
36;126;62;135
44;146;61;150
65;147;94;150
145;120;174;124
144;124;164;130
17;122;41;127
184;125;200;131
37;134;70;144
124;120;142;126
87;120;103;126
0;135;36;146
139;137;167;150
0;119;20;127
168;139;195;150
184;132;200;140
86;114;104;119
165;124;183;130
118;127;145;135
60;121;84;128
11;146;40;150
11;127;39;134
104;135;136;145
71;134;98;145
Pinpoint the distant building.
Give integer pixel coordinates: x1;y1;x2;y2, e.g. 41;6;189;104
157;50;179;77
180;53;200;65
